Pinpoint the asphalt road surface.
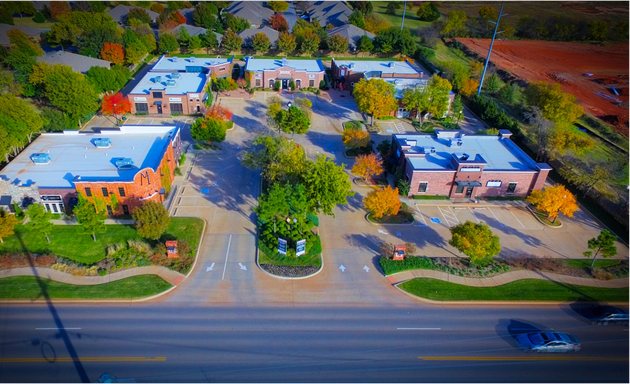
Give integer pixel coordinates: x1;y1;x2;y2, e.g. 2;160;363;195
0;303;627;382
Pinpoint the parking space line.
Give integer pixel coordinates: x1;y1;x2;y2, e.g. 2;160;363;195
487;207;504;227
468;207;481;223
414;205;427;226
437;206;458;227
221;235;232;280
447;206;460;224
508;208;525;228
150;119;155;125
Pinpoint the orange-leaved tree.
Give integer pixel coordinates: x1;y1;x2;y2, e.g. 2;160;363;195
342;129;370;149
101;93;131;122
526;184;578;224
351;153;383;182
205;105;233;120
363;186;401;219
459;78;479;97
100;43;125;65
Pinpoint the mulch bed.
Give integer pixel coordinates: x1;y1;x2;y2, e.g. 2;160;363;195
260;264;320;277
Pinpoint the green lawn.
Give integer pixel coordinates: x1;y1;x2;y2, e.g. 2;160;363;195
372;1;435;39
258;239;322;268
13;17;56;29
399;278;629;302
0;217;204;265
0;275;172;299
566;259;621;269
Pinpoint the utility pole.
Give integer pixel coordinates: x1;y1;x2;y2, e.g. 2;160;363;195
477;3;508;96
401;1;407;30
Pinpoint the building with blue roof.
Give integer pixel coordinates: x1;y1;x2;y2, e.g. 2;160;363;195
0;126;182;216
392;130;551;199
245;57;325;89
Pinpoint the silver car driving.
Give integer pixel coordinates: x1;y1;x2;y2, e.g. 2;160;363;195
515;331;581;353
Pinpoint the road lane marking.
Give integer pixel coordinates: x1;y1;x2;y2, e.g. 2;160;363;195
397;328;441;330
418;356;628;361
414;205;427;226
221;235;232;280
35;328;81;330
0;357;166;363
508;208;525;228
487;207;504;227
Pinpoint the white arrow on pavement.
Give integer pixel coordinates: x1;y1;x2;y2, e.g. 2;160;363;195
206;262;215;272
239;263;247;271
339;265;346;272
378;229;388;235
363;265;370;272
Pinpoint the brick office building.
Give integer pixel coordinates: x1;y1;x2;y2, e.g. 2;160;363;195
244;57;325;89
331;59;425;91
128;55;234;115
392;130;552;199
0;126;182;216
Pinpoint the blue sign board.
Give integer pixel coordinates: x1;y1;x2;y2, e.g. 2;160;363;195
201;188;210;194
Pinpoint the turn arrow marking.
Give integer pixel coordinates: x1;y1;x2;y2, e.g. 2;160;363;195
206;262;215;272
239;263;247;271
339;265;346;272
363;265;370;272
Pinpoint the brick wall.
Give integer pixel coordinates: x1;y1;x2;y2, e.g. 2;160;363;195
39;188;76;214
249;68;324;89
129;78;209;115
208;63;233;78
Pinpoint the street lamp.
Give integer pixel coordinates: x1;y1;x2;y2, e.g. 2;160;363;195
113;103;118;125
287;101;292;108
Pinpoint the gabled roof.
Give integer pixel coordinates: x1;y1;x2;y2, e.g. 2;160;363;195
37;51;111;74
239;26;279;48
179;7;195;24
171;24;208;37
308;1;353;27
327;24;374;49
225;1;273;27
107;5;160;24
0;23;48;46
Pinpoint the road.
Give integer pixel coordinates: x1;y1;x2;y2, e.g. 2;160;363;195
0;304;627;382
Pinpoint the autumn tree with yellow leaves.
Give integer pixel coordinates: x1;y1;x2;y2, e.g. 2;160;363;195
353;78;398;125
351;153;383;182
342;129;370;149
526;185;578;224
363;186;401;219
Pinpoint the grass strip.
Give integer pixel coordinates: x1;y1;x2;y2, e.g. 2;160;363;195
258;239;322;267
399;278;629;302
0;275;172;299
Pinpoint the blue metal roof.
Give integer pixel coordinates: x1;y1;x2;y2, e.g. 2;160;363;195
152;55;233;71
245;58;325;72
130;72;206;95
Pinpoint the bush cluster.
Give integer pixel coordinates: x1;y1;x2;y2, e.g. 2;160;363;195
468;95;519;132
0;253;57;269
259;218;319;257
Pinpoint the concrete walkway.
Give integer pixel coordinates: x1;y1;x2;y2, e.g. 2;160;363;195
0;266;185;286
387;268;629;288
49;218;135;225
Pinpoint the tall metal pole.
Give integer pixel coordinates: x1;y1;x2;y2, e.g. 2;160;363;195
477;3;506;96
401;1;407;30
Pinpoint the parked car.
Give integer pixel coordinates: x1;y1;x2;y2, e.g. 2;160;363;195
515;331;581;353
579;306;629;326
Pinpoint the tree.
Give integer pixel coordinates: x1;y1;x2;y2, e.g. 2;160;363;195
386;3;397;15
190;117;227;144
303;155;355;216
79;27;122;57
402;74;452;122
342;129;370;149
299;31;320;56
268;1;290;13
275;106;311;137
254;182;291;231
193;3;219;29
125;41;147;64
469;61;484;79
41;107;77;132
0;94;45;161
220;29;243;53
158;33;179;54
50;1;71;19
584;230;617;267
547;126;594;159
159;18;179;32
373;27;416;55
363;15;389;34
241;135;309;185
456;78;477;98
200;31;218;53
0;7;14;25
205;105;233;120
351;153;383;182
416;2;440;21
498;83;522;105
100;42;125;65
524;81;584;127
559;157;627;198
348;10;365;29
451;94;463;121
357;34;373;55
126;7;152;25
101;93;131;123
151;3;165;13
224;14;250;33
7;29;44;57
251;32;270;53
177;25;191;47
526;185;578;224
0;210;19;243
478;5;497;35
270;13;289;33
449;221;501;265
277;32;297;55
132;201;171;240
328;34;349;54
588;20;608;40
364;186;401;219
33;11;46;23
353;78;398;125
86;65;131;94
483;73;502;93
351;1;373;16
26;204;54;243
441;10;467;37
74;193;107;241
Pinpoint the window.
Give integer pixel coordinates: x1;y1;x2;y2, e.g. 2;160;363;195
486;181;502;188
135;103;148;113
190;98;193;102
219;67;226;71
44;203;50;212
309;79;315;87
102;187;109;197
455;185;465;194
122;205;129;215
507;182;517;194
255;79;261;87
106;205;113;216
269;79;275;87
85;187;92;197
118;187;126;197
418;182;428;193
152;91;163;99
170;103;183;114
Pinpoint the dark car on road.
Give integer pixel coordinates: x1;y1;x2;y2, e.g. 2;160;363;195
579;306;629;325
515;331;581;353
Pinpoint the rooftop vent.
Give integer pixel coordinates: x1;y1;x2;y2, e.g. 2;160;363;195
404;140;417;147
115;158;134;169
423;146;436;154
348;63;354;69
154;76;162;83
189;57;195;63
172;56;178;62
450;138;464;147
171;73;181;79
31;153;51;164
166;79;177;87
388;62;395;68
282;57;287;66
394;79;403;85
454;152;469;161
94;138;111;148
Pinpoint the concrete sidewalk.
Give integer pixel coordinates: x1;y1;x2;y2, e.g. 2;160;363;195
387;268;629;288
0;266;185;286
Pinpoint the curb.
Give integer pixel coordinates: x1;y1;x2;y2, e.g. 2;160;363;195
526;205;563;228
365;213;415;226
256;247;324;280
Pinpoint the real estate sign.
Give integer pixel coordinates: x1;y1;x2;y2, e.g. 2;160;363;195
296;239;306;257
278;238;287;255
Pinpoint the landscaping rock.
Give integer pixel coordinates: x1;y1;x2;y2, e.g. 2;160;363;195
260;264;319;277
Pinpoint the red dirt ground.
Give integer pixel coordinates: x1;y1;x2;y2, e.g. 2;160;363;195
456;38;630;137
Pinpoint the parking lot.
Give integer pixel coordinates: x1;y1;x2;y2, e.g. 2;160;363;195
413;204;542;231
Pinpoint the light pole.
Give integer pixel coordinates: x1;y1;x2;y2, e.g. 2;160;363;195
287;101;292;108
400;1;407;31
477;3;508;96
113;103;118;125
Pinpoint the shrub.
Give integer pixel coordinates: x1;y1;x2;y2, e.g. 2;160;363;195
319;79;327;89
379;256;435;275
98;268;108;276
592;269;614;280
179;153;186;165
174;167;182;176
377;116;396;120
127;239;152;255
412;195;449;200
289;79;295;91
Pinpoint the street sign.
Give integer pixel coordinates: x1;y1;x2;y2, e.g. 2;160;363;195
296;239;306;257
278;238;287;255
